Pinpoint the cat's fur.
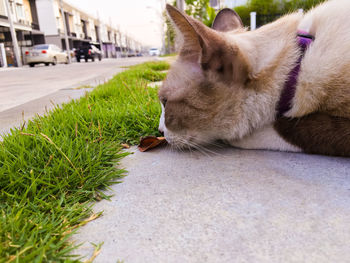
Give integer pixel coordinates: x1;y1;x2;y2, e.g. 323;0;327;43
158;0;350;157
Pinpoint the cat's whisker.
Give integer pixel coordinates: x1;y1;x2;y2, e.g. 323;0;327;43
197;144;222;157
206;140;226;148
168;136;222;157
190;139;224;157
190;144;210;157
185;140;213;157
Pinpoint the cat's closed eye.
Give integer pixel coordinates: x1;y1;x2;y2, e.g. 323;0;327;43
160;97;167;107
217;65;224;74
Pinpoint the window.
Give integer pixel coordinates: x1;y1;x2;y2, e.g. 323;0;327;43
33;45;49;50
16;4;24;20
0;0;6;16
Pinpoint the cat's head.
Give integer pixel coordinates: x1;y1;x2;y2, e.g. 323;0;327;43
158;4;251;148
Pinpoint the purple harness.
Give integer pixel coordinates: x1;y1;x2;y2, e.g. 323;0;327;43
276;30;314;117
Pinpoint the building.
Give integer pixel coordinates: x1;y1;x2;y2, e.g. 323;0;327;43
36;0;97;50
0;0;139;67
0;0;44;66
35;0;126;58
101;24;116;58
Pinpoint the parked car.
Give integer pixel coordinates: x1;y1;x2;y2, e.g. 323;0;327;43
75;44;102;62
25;44;69;67
127;51;136;57
149;48;160;56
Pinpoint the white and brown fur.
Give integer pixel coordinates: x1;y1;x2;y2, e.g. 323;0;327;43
158;0;350;157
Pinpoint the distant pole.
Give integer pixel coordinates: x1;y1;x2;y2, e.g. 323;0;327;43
125;35;129;53
167;27;170;53
250;12;256;31
97;12;104;58
115;29;119;58
160;0;166;54
108;17;116;58
60;0;71;63
99;26;104;57
0;43;7;67
176;0;184;12
4;0;22;67
118;31;123;57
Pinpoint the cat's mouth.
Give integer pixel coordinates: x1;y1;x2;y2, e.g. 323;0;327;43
164;129;215;151
164;130;195;149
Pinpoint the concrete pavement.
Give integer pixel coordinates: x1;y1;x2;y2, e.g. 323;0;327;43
0;57;153;135
73;146;350;263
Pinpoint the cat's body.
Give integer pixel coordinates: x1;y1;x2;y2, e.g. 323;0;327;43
159;0;350;157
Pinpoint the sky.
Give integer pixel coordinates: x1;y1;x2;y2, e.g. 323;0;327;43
66;0;166;48
66;0;248;48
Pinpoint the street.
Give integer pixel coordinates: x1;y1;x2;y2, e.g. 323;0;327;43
0;57;154;134
0;57;153;112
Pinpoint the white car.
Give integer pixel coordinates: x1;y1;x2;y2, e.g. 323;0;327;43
149;48;160;56
25;44;69;67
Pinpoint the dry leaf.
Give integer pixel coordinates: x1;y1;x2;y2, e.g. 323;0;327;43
138;136;167;152
121;143;130;149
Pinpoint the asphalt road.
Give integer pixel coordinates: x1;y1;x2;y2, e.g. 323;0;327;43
0;57;154;135
0;57;152;112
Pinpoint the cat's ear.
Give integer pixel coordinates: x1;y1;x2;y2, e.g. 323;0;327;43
166;4;207;62
166;4;249;83
212;8;243;32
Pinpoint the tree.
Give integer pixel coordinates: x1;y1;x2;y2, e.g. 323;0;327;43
164;0;329;53
281;0;328;12
184;0;216;27
249;0;279;15
234;5;252;26
164;11;176;54
165;0;216;53
234;0;328;27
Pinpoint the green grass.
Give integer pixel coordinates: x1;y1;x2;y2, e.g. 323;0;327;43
0;61;169;262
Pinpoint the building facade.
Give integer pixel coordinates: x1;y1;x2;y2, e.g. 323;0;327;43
1;0;138;67
0;0;44;66
35;0;124;58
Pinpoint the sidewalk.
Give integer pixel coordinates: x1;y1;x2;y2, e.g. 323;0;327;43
73;146;350;263
0;87;92;135
0;67;22;72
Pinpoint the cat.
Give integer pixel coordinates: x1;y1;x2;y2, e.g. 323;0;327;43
158;0;350;157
